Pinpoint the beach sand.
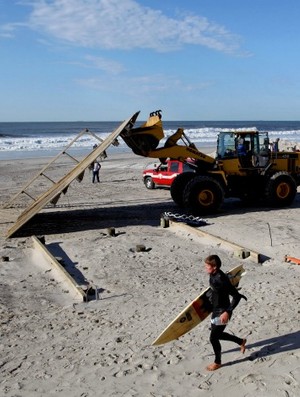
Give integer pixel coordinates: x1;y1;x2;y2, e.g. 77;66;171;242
0;143;299;397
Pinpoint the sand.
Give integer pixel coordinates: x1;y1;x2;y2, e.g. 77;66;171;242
0;143;300;397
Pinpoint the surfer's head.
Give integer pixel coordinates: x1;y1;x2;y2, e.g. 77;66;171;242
204;254;221;274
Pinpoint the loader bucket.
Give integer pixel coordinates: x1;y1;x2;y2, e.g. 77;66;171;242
120;113;164;156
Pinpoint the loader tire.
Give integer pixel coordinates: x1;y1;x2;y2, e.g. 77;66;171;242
170;172;196;207
265;172;297;207
183;176;224;215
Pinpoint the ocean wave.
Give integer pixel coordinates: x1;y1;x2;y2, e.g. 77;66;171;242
0;126;299;153
0;133;112;152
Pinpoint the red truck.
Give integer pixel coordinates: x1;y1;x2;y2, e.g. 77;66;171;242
143;159;195;189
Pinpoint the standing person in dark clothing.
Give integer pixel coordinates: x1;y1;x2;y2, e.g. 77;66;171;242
204;254;247;371
273;138;280;153
92;160;101;183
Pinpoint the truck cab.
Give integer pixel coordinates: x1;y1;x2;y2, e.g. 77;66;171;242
143;159;195;189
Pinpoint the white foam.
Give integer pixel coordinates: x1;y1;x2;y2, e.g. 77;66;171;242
0;127;299;158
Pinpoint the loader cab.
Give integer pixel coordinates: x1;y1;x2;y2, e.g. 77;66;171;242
217;130;270;168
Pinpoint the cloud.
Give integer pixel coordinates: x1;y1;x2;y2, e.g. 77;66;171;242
25;0;246;55
83;55;125;74
76;73;214;95
0;22;23;39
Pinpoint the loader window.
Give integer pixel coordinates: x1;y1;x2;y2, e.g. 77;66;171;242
253;133;270;167
258;134;270;155
217;132;236;158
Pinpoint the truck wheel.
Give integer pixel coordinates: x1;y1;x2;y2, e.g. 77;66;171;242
265;172;297;206
144;176;155;189
183;176;224;214
170;172;196;207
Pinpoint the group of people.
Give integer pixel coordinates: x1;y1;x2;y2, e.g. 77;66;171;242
237;136;280;155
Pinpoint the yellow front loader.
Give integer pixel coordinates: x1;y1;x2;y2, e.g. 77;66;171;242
121;110;300;214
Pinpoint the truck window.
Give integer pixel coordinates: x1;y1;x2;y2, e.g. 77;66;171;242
170;162;179;172
183;163;195;172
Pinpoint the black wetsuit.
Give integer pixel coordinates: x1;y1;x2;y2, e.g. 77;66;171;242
209;269;245;365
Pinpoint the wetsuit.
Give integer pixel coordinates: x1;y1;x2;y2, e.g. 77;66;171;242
209;269;246;365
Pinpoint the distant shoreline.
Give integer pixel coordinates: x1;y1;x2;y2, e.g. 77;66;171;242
0;143;220;162
0;145;134;161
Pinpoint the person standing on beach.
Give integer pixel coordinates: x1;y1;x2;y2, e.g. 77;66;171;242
273;138;280;153
204;254;247;371
92;160;101;183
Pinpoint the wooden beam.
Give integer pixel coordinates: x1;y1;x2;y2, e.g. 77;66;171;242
31;235;86;301
168;220;265;263
63;151;80;163
21;191;36;202
41;173;56;183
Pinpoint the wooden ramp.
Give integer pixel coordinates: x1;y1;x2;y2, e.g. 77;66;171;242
168;220;265;263
3;128;109;210
5;111;140;238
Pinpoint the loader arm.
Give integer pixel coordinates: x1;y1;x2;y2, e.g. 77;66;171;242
144;145;215;170
120;111;215;170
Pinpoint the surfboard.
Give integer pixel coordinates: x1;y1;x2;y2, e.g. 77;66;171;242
152;264;245;346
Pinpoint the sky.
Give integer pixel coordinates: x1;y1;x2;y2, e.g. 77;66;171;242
1;0;300;122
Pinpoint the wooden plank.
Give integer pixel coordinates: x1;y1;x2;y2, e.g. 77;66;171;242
6;112;140;238
168;220;264;263
31;235;86;301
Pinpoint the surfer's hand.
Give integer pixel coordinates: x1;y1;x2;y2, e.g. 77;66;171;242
220;312;229;324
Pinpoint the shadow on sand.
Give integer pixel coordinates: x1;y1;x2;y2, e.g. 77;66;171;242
222;330;300;368
12;192;300;238
46;241;132;302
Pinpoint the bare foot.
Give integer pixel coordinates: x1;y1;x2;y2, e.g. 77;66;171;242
240;339;247;354
206;363;222;371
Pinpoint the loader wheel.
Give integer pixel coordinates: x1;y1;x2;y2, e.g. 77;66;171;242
183;176;224;215
144;176;155;189
265;172;297;207
170;172;196;207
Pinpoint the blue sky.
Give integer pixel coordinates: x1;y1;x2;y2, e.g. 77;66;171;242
1;0;300;121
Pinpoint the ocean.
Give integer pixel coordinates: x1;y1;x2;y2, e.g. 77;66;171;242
0;119;300;160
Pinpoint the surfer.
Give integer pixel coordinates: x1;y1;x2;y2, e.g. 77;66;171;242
204;254;247;371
